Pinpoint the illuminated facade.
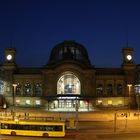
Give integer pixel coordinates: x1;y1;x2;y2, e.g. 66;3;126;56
0;41;139;111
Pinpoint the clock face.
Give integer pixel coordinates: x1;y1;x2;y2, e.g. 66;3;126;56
6;54;12;60
126;54;132;61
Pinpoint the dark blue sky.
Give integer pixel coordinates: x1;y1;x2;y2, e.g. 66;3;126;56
0;0;140;67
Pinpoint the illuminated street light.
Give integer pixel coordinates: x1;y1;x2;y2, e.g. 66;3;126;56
75;97;79;130
127;84;132;95
12;83;17;120
127;84;132;109
12;84;17;106
124;84;132;130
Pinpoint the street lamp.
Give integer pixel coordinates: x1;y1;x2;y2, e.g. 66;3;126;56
75;97;79;130
127;84;132;105
127;84;132;109
12;84;17;106
12;84;17;120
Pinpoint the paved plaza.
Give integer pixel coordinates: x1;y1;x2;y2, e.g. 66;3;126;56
1;108;140;140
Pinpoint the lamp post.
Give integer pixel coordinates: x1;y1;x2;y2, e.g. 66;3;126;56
75;97;79;130
127;84;132;109
12;84;17;120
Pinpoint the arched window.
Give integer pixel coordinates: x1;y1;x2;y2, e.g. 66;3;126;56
58;49;63;60
16;83;22;96
0;80;4;95
34;83;42;96
96;84;103;97
57;73;81;95
24;82;32;96
76;49;81;59
117;84;123;96
107;84;113;96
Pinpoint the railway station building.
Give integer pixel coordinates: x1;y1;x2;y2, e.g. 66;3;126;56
0;40;139;111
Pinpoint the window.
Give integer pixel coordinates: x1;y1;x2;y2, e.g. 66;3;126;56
58;49;63;60
25;100;31;105
16;99;20;105
35;100;41;105
65;84;75;94
25;82;32;96
118;100;123;105
16;83;22;96
57;73;81;95
76;49;81;60
108;100;112;105
6;85;10;92
1;124;62;131
107;84;113;96
34;83;42;96
117;84;123;96
96;84;103;97
0;80;4;95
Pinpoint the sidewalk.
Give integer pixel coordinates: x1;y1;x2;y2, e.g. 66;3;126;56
1;107;140;122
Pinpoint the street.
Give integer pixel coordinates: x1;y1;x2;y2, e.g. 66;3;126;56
1;132;140;140
96;133;140;140
1;109;140;139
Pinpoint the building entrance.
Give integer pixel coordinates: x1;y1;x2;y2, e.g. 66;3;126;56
48;99;92;112
58;100;76;108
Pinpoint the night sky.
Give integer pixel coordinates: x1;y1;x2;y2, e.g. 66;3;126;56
0;0;140;67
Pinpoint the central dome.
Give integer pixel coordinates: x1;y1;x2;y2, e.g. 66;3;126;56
47;40;91;66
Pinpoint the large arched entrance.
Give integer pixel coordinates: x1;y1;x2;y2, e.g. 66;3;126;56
57;73;81;95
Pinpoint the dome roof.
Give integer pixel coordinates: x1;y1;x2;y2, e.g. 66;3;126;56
47;40;91;66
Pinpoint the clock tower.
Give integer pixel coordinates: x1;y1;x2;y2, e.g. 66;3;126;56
122;47;135;70
3;48;16;70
